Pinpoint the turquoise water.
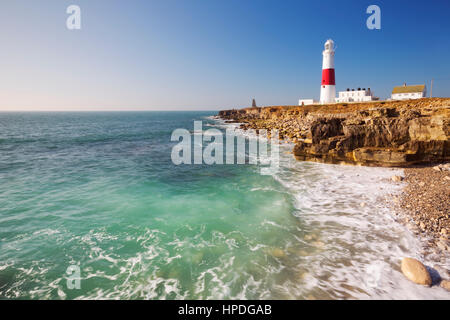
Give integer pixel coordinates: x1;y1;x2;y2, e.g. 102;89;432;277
1;112;449;299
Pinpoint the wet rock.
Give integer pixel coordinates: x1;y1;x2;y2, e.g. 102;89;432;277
436;241;449;252
440;280;450;291
168;268;180;279
400;258;432;286
268;248;286;258
391;175;404;182
312;241;325;249
297;249;309;256
297;271;309;281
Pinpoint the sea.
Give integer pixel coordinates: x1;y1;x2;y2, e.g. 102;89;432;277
0;111;448;299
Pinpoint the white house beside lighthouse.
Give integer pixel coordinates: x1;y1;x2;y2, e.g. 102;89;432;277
391;83;426;100
320;39;336;104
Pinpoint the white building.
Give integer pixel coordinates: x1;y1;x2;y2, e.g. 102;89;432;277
391;84;426;100
335;88;378;103
298;99;317;106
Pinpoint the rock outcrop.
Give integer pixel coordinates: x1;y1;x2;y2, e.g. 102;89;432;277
218;98;450;167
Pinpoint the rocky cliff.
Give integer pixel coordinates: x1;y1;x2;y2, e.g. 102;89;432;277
218;98;450;167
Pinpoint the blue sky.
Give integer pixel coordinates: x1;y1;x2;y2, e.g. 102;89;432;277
0;0;449;110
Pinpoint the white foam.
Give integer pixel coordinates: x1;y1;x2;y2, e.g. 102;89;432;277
212;116;450;299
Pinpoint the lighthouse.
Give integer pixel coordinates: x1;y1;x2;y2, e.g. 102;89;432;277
320;39;336;104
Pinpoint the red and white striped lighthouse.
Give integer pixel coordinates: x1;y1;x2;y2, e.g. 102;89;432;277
320;39;336;104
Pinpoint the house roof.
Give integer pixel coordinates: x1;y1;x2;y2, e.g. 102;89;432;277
392;85;425;94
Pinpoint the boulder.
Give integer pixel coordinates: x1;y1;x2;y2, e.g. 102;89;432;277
400;258;432;286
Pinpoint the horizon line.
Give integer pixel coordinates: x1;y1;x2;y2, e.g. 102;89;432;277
0;109;225;113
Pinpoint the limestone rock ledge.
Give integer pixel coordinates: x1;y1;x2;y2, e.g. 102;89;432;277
218;98;450;167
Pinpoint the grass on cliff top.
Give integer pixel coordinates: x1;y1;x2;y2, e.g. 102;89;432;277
245;98;450;115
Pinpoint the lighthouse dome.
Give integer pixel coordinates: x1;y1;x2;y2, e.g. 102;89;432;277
324;39;334;51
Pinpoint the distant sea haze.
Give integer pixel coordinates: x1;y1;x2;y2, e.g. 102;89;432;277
0;112;448;299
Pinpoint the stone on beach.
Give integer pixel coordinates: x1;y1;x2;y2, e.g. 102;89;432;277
436;241;449;252
419;222;426;231
400;258;432;286
391;175;404;182
440;280;450;291
433;163;450;172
